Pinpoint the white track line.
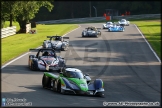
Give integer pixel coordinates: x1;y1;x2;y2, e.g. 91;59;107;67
134;24;161;63
1;25;81;69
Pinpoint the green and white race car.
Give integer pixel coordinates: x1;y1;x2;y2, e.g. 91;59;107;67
42;68;105;97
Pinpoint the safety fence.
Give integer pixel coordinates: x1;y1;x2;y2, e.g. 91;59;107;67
1;26;16;38
1;14;160;38
1;23;31;38
36;14;160;24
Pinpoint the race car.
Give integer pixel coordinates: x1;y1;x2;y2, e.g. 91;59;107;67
28;48;66;72
103;22;113;29
82;26;101;37
43;36;69;51
42;67;105;97
108;24;125;32
118;19;130;26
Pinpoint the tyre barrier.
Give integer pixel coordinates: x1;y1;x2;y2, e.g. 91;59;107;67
29;29;37;34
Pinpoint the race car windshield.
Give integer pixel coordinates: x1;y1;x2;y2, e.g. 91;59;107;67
121;19;126;22
66;71;84;79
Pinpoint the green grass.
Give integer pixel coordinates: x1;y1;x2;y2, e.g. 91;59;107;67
1;23;78;65
131;19;161;60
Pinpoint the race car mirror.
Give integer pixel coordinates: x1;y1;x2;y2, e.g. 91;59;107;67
85;73;89;76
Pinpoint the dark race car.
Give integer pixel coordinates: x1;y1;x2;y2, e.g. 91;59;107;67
28;48;66;72
82;26;101;37
43;36;69;51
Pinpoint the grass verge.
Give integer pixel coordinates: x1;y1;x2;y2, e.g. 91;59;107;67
131;19;161;60
1;24;79;65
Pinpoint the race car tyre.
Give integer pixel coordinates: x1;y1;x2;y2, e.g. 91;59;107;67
52;80;57;91
57;80;66;95
95;92;104;97
61;45;65;51
42;74;50;88
43;42;48;48
31;60;38;71
28;55;35;67
57;80;61;93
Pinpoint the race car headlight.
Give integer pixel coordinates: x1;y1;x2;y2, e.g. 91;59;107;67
80;84;87;88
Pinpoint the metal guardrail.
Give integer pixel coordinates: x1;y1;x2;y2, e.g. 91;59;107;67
1;14;160;38
1;23;31;39
1;26;16;38
36;14;160;24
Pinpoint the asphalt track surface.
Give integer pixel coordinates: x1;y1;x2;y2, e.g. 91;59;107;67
1;23;161;107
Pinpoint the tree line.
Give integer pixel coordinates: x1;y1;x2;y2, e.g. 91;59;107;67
33;1;161;21
1;1;160;32
1;0;54;32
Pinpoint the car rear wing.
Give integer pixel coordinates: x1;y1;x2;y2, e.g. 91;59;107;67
63;37;69;39
29;48;61;53
47;36;62;38
47;36;52;38
97;28;101;30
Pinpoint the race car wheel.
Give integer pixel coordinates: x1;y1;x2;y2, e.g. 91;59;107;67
95;92;104;97
61;46;65;51
99;32;101;35
52;80;57;91
57;80;61;93
31;60;38;71
42;74;50;88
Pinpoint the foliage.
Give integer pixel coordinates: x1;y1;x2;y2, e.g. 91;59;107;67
1;1;54;30
32;1;161;21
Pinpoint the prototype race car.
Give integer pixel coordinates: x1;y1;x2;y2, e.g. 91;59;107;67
118;19;130;26
43;36;69;51
82;26;101;37
28;48;66;72
103;22;113;29
108;24;125;32
42;68;105;97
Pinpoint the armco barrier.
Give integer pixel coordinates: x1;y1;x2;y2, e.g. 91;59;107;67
1;14;160;38
1;26;16;38
36;14;160;24
1;23;31;38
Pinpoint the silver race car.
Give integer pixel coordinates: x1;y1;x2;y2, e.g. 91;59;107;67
118;19;130;26
43;36;69;51
103;22;113;29
82;26;101;37
28;48;66;72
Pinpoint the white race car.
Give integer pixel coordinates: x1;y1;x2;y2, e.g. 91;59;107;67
118;19;130;26
103;22;113;29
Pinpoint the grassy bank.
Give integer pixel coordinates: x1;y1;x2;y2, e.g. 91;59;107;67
2;23;79;65
131;19;161;60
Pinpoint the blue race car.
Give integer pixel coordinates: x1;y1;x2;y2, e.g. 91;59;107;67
108;24;125;32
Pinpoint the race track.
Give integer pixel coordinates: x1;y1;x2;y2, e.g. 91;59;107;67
1;23;161;107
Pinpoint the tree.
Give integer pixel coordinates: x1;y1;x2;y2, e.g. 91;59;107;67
15;1;54;33
1;1;54;32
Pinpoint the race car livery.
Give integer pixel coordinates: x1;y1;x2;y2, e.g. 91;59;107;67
118;19;130;26
108;24;125;32
82;26;101;37
28;48;66;72
43;36;69;51
42;68;105;97
103;22;113;29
